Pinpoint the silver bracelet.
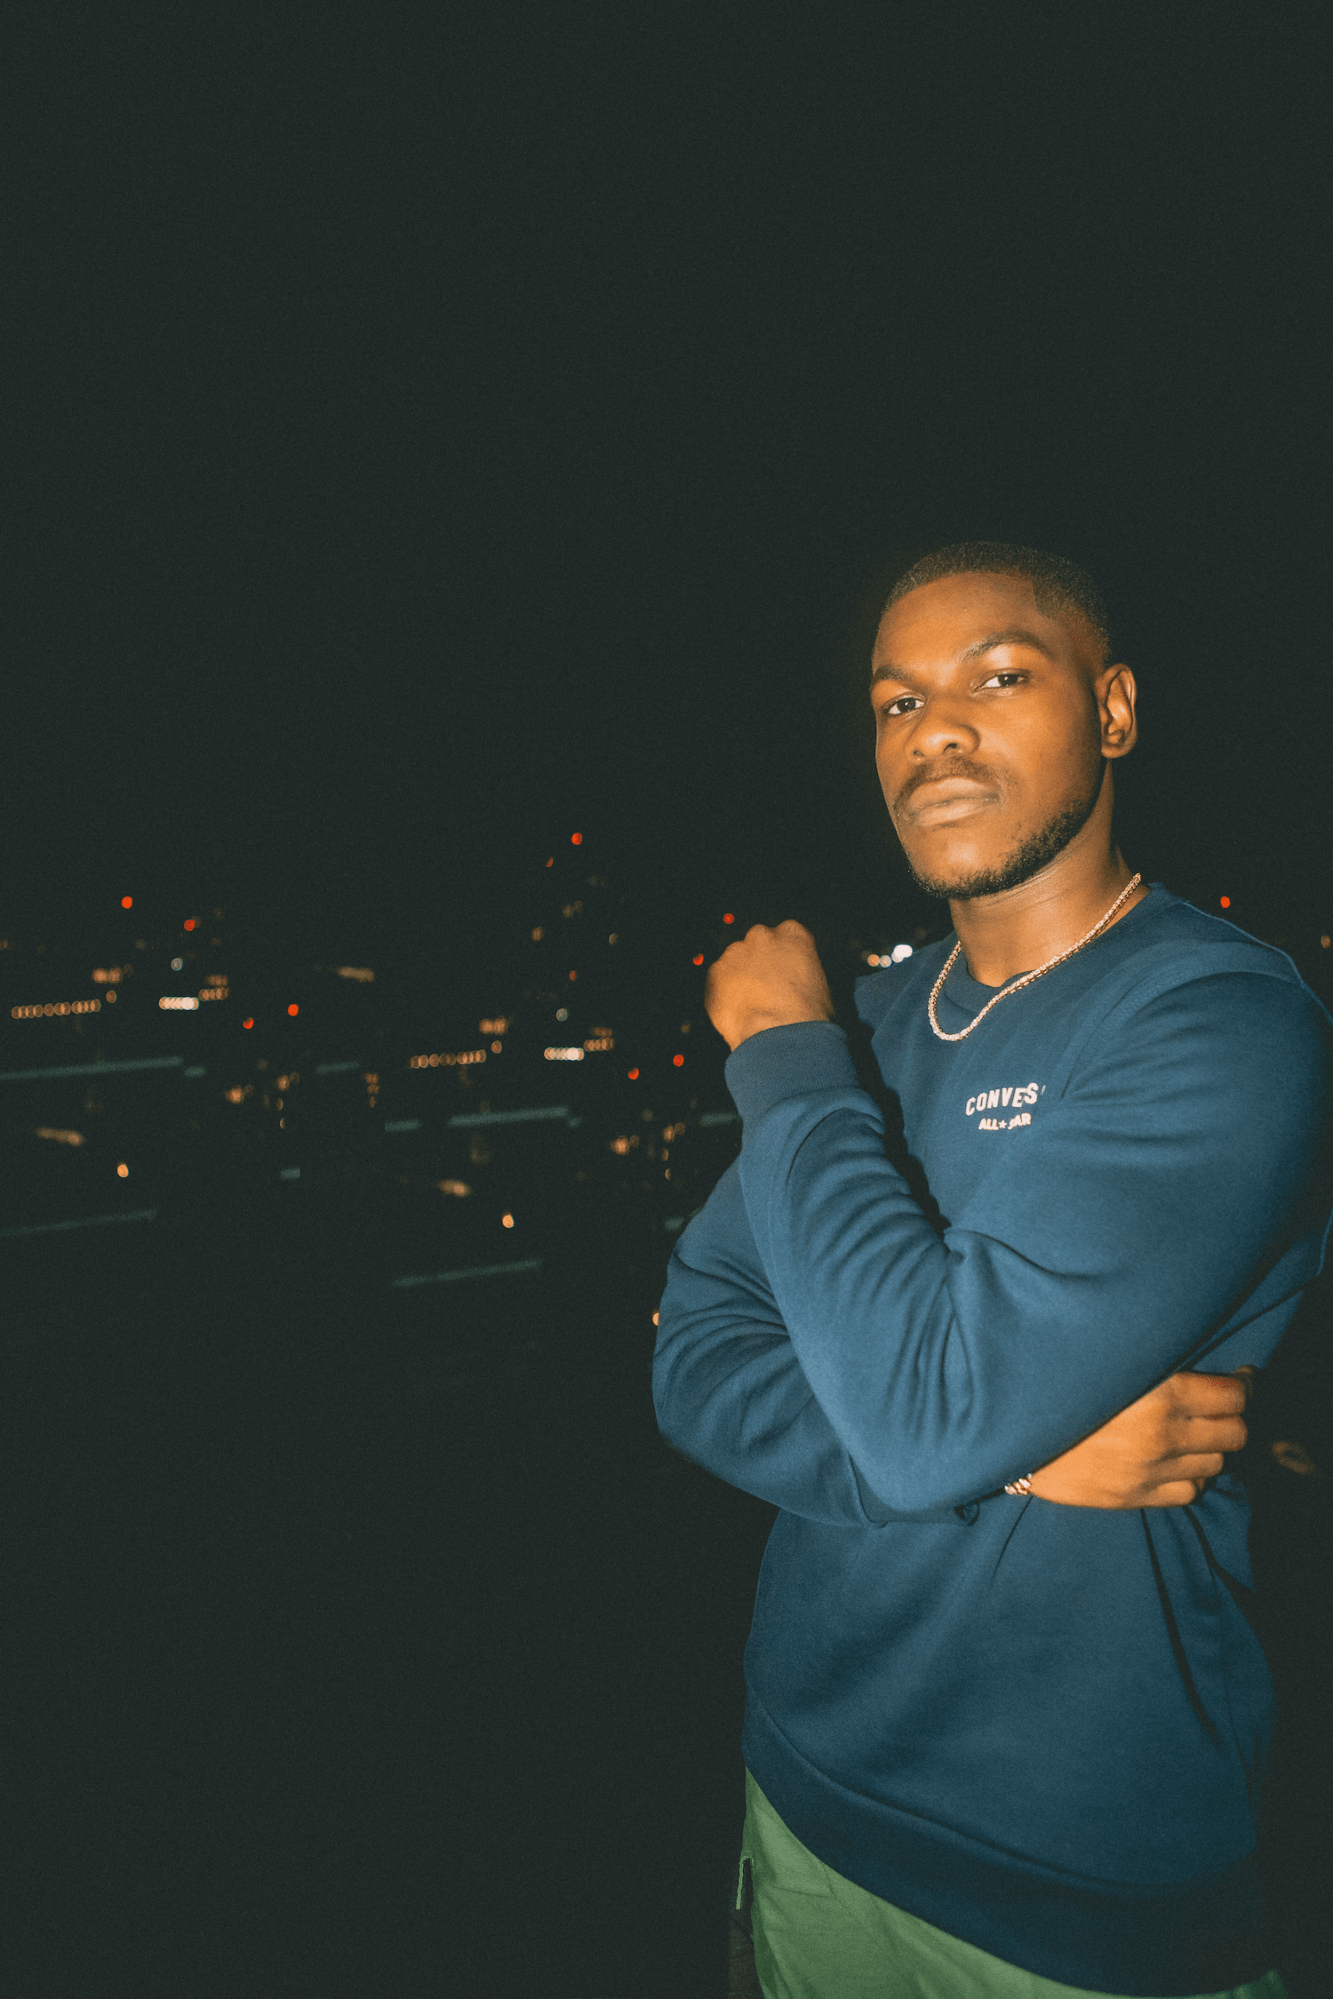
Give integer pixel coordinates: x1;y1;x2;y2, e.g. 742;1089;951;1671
1004;1475;1034;1496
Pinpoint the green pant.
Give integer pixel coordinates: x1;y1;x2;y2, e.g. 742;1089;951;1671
737;1768;1288;1999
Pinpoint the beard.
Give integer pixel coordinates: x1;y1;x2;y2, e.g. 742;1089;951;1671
902;760;1107;902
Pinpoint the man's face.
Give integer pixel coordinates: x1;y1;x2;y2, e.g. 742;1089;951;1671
871;571;1113;901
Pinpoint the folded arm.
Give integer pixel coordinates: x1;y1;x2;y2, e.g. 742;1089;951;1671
654;971;1330;1517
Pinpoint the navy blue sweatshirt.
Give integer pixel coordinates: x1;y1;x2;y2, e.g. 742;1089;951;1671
653;888;1333;1995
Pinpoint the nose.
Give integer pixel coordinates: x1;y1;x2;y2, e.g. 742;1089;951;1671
899;696;982;762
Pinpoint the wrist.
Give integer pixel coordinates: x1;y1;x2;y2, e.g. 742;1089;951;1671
726;1006;834;1051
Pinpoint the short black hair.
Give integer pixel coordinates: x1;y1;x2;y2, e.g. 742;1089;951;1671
882;542;1114;664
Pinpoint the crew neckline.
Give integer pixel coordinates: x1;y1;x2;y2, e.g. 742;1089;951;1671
941;882;1166;1015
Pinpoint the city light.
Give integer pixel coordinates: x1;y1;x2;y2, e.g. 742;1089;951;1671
1220;896;1231;909
479;1017;510;1035
1323;935;1331;949
502;1212;515;1227
571;832;583;845
242;1017;254;1030
673;1053;685;1067
198;984;228;1001
116;1163;129;1178
568;970;578;981
491;1040;502;1053
159;997;200;1010
91;967;125;984
627;1068;639;1080
287;1003;299;1016
892;943;914;962
693;953;704;965
545;1046;585;1061
409;1049;487;1068
531;927;544;940
584;1032;614;1051
121;896;133;909
723;913;735;925
12;1000;103;1019
436;1179;473;1197
610;1135;640;1155
35;1127;85;1146
336;966;375;982
183;919;196;932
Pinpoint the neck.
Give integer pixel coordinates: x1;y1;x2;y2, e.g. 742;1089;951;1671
949;836;1147;988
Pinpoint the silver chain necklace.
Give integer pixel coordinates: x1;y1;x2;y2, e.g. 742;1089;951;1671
927;875;1143;1043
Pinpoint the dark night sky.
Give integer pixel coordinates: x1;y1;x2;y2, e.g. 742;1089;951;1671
3;5;1328;971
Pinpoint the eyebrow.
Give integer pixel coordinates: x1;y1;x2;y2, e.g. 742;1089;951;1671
870;626;1057;690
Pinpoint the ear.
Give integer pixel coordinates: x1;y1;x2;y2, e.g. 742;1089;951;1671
1098;664;1137;759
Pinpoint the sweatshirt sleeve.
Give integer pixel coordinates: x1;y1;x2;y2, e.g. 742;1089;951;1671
660;970;1333;1516
653;1163;925;1525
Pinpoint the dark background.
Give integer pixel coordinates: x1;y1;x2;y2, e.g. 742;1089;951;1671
4;7;1331;1996
5;5;1329;956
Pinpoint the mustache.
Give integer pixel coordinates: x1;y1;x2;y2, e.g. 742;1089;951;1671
894;758;998;815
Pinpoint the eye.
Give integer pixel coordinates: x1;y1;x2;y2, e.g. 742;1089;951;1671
982;671;1025;689
878;694;922;718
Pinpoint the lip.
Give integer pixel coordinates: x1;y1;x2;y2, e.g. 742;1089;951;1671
902;781;997;826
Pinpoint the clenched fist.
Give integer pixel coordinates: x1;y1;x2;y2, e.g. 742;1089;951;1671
705;920;836;1052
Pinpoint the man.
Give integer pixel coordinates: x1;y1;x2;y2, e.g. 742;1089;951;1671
652;543;1333;1997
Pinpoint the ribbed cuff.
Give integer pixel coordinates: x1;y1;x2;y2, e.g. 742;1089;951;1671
724;1019;858;1126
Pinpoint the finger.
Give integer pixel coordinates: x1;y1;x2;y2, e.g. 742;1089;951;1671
1156;1452;1227;1482
1161;1417;1247;1457
1165;1372;1250;1417
1140;1479;1209;1508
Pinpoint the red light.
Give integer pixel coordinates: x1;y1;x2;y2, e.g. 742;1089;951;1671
692;953;704;966
183;918;196;932
121;895;133;909
1220;896;1231;909
242;1017;254;1030
571;832;583;845
627;1068;639;1080
569;970;577;981
287;1003;299;1016
545;857;553;867
673;1053;685;1067
723;912;735;924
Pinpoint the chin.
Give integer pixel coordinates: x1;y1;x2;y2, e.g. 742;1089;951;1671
904;848;1020;902
904;792;1102;902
